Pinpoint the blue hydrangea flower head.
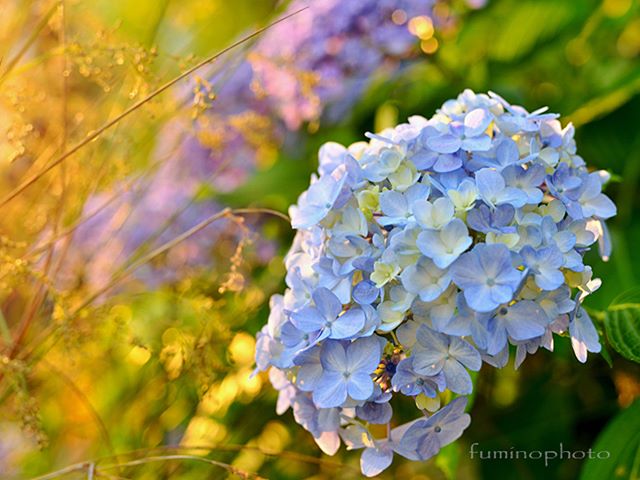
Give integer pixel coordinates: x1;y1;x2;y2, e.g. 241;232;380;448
256;89;616;476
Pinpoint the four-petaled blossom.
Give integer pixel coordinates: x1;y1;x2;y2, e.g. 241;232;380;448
520;245;565;290
417;218;472;268
391;357;446;397
451;244;522;312
476;168;528;208
400;256;451;302
413;197;455;229
291;287;365;342
412;325;482;394
398;397;471;460
312;336;382;408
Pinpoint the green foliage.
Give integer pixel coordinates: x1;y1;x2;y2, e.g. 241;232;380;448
580;399;640;480
605;288;640;363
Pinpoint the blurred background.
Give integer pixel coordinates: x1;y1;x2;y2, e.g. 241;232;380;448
0;0;639;478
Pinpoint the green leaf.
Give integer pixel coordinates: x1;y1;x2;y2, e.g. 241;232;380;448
604;288;640;363
580;400;640;480
605;308;640;363
609;287;640;310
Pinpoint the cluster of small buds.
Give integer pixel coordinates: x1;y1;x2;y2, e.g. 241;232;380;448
254;90;616;476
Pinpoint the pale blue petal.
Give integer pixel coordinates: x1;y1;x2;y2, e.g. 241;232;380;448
412;350;446;376
320;340;347;372
462;135;492;151
330;308;365;339
442;359;473;394
379;190;408;218
465;285;500;312
361;446;393;477
476;168;505;205
314;431;341;456
347;372;375;400
586;194;617;219
435;412;471;446
486;316;509;355
449;337;482;370
356;402;392;424
290;306;325;333
313;372;347;408
427;134;462;154
347;335;382;372
450;252;483;290
569;308;601;363
353;280;379;305
489;284;516;306
434;154;463;172
496;137;519;167
464;108;492;137
535;269;564;290
505;301;546;341
313;287;342;320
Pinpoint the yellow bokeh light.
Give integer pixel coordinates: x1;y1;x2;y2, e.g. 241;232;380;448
159;398;190;430
181;416;227;448
420;37;439;54
200;375;239;415
256;421;290;454
229;332;256;366
237;367;262;397
408;16;434;40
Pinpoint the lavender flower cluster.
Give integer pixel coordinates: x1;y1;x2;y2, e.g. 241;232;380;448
188;0;461;191
249;0;442;129
54;132;224;292
254;90;616;476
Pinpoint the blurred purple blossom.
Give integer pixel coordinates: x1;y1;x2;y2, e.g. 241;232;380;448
182;0;469;187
